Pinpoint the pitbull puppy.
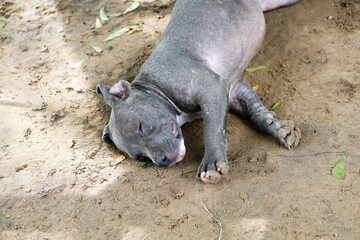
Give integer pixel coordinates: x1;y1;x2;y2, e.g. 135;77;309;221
97;0;302;183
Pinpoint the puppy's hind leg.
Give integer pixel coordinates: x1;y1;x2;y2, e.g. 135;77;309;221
229;80;301;149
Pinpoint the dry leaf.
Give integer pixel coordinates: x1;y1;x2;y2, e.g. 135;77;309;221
104;26;139;42
271;101;281;110
95;17;103;28
89;43;103;53
99;6;109;21
70;58;89;69
246;66;266;72
122;1;140;15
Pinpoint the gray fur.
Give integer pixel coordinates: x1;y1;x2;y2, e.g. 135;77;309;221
97;0;302;183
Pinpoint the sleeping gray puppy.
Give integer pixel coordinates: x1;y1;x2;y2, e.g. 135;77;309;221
97;0;302;183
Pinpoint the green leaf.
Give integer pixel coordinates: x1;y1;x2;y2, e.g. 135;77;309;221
332;153;347;179
0;21;6;29
139;162;153;168
246;66;266;72
70;57;89;69
89;43;103;53
95;17;103;29
271;101;281;110
122;1;140;15
103;26;139;42
99;6;109;21
5;214;11;218
108;1;140;17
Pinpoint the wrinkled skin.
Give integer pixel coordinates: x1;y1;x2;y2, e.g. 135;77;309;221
97;0;303;183
97;81;186;167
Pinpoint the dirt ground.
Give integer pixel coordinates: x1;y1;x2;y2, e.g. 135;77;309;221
1;0;360;239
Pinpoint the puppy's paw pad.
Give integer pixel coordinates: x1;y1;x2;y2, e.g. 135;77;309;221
216;161;229;175
197;159;228;184
278;120;301;149
200;170;221;184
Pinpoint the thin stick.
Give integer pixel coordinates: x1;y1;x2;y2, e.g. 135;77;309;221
38;83;48;105
85;144;102;160
157;169;196;188
201;198;223;240
18;127;30;142
74;143;103;174
279;151;346;158
229;155;247;164
157;156;247;188
108;189;120;201
59;93;80;104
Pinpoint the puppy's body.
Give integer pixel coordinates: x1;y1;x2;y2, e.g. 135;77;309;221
97;0;302;183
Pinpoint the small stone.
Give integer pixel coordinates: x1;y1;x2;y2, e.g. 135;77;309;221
239;192;248;201
258;170;266;177
340;2;349;7
20;45;29;52
327;16;333;20
49;108;65;122
15;164;28;172
40;45;48;52
70;140;76;148
33;102;46;111
249;157;256;163
169;185;184;199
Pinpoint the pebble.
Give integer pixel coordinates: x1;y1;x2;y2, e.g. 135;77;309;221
258;170;266;177
239;192;248;201
40;45;48;52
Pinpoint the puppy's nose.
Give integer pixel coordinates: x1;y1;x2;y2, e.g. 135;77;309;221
156;154;171;167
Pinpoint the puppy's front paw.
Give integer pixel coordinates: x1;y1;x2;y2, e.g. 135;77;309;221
276;120;301;149
197;155;228;184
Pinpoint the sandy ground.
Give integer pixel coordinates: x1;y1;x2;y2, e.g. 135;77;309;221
1;0;360;239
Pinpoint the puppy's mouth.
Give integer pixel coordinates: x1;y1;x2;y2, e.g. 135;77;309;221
176;138;186;162
138;136;186;167
158;137;186;167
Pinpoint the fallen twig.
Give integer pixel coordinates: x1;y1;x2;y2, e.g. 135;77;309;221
59;93;80;104
157;169;196;188
85;144;102;159
201;198;223;240
38;83;48;105
156;156;247;187
279;151;347;158
18;127;31;142
108;189;120;201
229;155;247;164
74;144;103;175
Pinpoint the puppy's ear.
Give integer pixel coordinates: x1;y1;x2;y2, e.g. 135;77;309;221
96;80;130;106
102;124;115;145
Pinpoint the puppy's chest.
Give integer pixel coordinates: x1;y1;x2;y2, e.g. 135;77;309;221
176;111;203;126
